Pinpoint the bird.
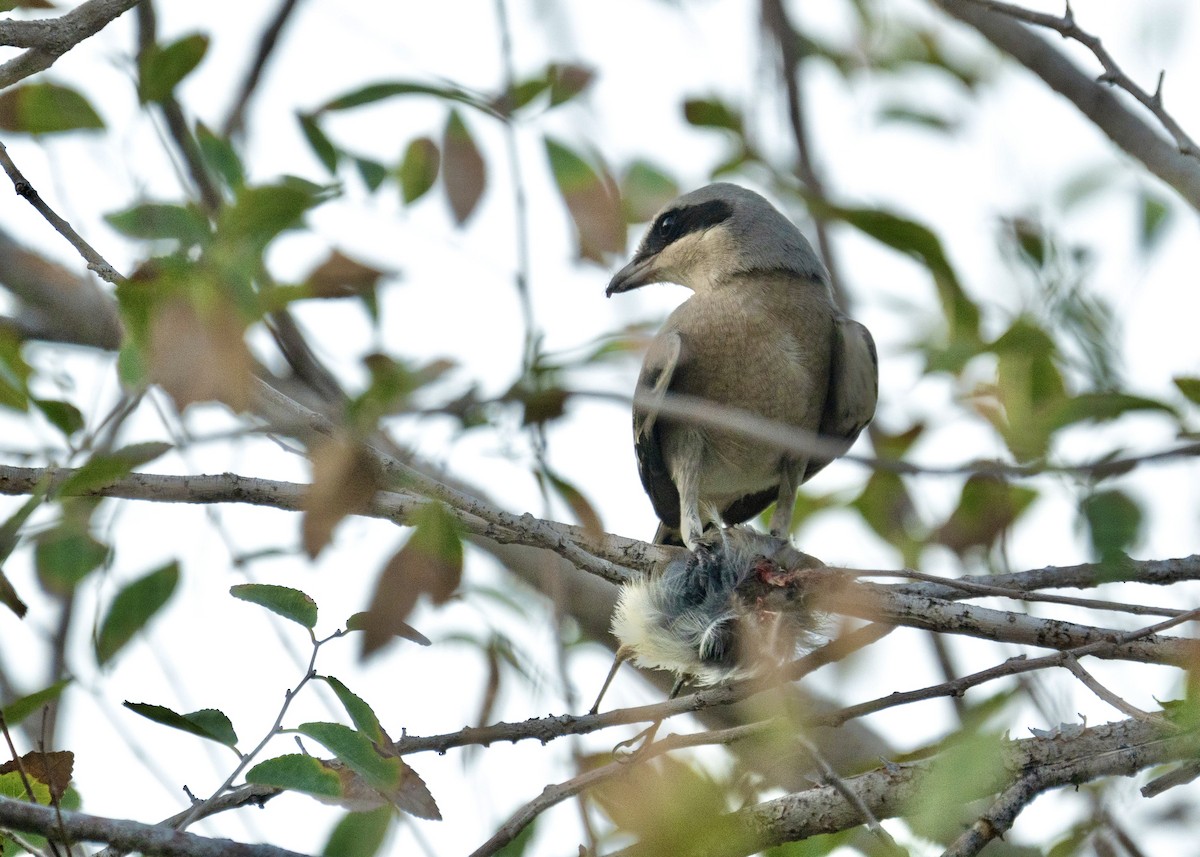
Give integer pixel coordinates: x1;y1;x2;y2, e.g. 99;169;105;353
606;182;878;550
589;527;824;714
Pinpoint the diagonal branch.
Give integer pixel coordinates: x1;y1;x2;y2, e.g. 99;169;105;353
933;0;1200;210
0;0;142;89
0;793;308;857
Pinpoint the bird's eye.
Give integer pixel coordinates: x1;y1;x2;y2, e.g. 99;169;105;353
656;213;676;237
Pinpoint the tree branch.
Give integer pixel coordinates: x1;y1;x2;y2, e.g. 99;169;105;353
0;794;309;857
933;0;1200;211
0;0;141;89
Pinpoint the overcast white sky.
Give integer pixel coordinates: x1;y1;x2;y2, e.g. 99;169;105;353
1;1;1199;855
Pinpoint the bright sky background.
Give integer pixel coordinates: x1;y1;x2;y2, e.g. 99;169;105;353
1;1;1198;855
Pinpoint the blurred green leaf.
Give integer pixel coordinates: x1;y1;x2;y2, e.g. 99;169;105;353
246;753;341;798
1;679;70;727
96;561;180;664
106;202;210;245
1046;392;1176;434
442;110;485;223
818;202;980;351
196;122;245;191
1082;489;1142;565
219;182;316;250
0;82;103;134
138;33;209;103
544;136;623;261
0;330;31;412
877;103;958;132
57;441;173;496
319;81;491;115
1174;376;1200;405
35;525;107;594
619;160;679;223
397;137;440;204
354;157;387;192
683;97;742;133
299;112;340;174
547;63;594;106
231;583;318;629
852;470;921;566
935;475;1037;555
1139;191;1172;253
322;806;393;857
32;397;84;437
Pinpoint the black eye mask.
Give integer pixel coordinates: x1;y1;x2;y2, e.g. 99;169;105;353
641;198;733;257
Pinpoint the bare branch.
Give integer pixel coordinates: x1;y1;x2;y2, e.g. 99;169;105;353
959;0;1200;159
1060;654;1168;725
0;141;124;284
0;794;309;857
222;0;305;138
934;0;1200;210
0;0;141;89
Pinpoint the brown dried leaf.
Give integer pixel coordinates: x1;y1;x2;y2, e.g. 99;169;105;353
305;250;389;299
148;296;253;411
359;506;462;657
0;750;74;801
302;434;381;558
441;110;485;224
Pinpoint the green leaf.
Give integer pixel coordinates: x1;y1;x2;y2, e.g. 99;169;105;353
547;63;594;106
397;137;440;204
32;397;85;437
57;441;173;496
139;33;210;103
442;110;485;224
0;329;32;412
318;81;490;114
196;122;245;191
35;525;108;593
320;677;385;743
184;708;239;747
123;701;238;747
0;82;104;134
877;104;957;132
297;722;400;793
1175;376;1200;405
299;113;340;174
105;202;210;245
246;754;342;799
0;492;44;617
682;98;742;133
96;561;180;664
354;157;387;193
1045;392;1176;434
219;183;316;249
322;806;393;857
619;161;678;223
0;769;50;803
231;583;318;629
544;136;623;261
1082;490;1142;565
1139;192;1171;253
818;202;980;349
1;680;70;727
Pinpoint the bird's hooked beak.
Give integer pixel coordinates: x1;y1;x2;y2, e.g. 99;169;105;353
605;253;659;297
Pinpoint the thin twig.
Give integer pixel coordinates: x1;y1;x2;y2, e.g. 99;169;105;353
1060;654;1167;725
0;141;124;283
960;0;1200;158
222;0;304;138
0;0;141;89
